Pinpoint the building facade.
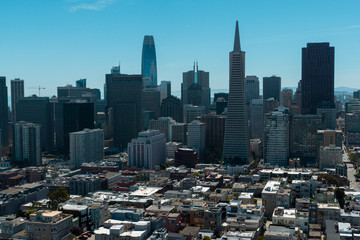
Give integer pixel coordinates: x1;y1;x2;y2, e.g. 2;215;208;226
0;77;8;148
187;120;206;159
10;78;24;123
245;76;259;104
141;35;157;87
160;95;183;123
263;76;281;102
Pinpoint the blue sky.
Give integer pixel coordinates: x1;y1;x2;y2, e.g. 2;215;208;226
1;0;360;97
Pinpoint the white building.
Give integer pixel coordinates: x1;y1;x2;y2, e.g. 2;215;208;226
157;81;171;103
187;120;205;159
264;108;289;167
70;128;104;168
272;207;296;227
128;130;166;170
149;117;176;142
319;145;342;170
14;121;41;166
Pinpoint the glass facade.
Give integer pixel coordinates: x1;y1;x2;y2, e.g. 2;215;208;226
141;35;157;86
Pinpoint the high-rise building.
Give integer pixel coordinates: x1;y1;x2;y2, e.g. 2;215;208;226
127;130;166;170
149;117;176;141
171;123;188;144
10;78;24;123
264;108;289;167
345;112;360;146
245;76;259;104
353;90;360;99
187;120;206;160
200;114;226;150
223;21;249;165
281;88;293;108
263;76;281;102
250;99;264;141
317;129;343;162
160;95;183;123
174;148;198;168
317;102;336;129
158;81;171;103
345;98;360;113
289;114;324;166
290;80;302;114
264;98;280;114
319;146;342;170
70;128;104;168
0;77;8;148
183;104;206;123
13;121;41;167
106;72;143;150
301;43;335;114
142;87;160;119
63;101;94;153
181;63;210;109
16;96;53;152
76;78;86;88
141;35;157;87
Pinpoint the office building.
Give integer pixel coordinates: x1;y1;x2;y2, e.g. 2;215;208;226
160;95;183;123
181;62;210;109
263;76;281;102
291;80;302;114
223;21;249;165
175;148;198;168
317;130;343;149
171;123;188;144
149;117;176;141
289;114;324;166
10;78;24;123
245;76;259;104
264;108;289;167
215;97;228;115
27;211;72;240
166;142;182;159
16;96;53;151
301;43;335;114
0;77;8;148
143;87;160;119
345;112;360;146
106;72;143;150
319;146;342;170
353;90;360;99
158;81;171;103
264;98;280;114
142;35;157;87
184;104;206;123
69;174;101;196
187;120;206;160
281;88;293;108
345;98;360;113
70;129;104;168
317;102;336;129
128;130;166;170
63;101;94;153
76;78;86;88
13;122;41;167
250;99;264;141
200;114;226;150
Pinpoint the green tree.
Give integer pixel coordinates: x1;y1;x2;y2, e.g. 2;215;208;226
335;188;346;209
24;209;37;219
257;236;266;240
203;236;211;240
318;174;340;187
47;187;70;210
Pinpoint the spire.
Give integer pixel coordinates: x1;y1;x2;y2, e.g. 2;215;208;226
233;21;241;52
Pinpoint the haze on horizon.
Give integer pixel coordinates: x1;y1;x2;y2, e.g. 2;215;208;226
1;0;360;97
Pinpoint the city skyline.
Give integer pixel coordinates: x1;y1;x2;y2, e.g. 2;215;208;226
1;0;360;98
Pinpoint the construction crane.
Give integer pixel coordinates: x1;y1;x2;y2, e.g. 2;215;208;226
28;86;46;96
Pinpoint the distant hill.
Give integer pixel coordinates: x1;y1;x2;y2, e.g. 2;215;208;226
335;86;358;93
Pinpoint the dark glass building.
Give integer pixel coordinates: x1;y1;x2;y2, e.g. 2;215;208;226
301;43;335;114
76;79;86;88
0;77;9;148
142;87;160;119
106;72;143;150
263;76;281;102
16;95;53;152
160;95;183;123
10;78;24;123
141;35;157;87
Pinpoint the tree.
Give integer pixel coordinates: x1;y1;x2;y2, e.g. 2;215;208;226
24;209;37;219
257;236;266;240
335;188;346;209
47;187;70;210
203;236;211;240
318;174;340;187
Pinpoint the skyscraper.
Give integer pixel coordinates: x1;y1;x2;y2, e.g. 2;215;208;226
13;121;41;167
250;99;264;141
10;78;24;123
160;95;183;123
0;77;8;148
106;72;143;150
141;35;157;87
187;120;206;160
142;87;160;119
158;81;171;103
181;63;210;110
16;96;53;151
245;76;259;104
301;43;335;114
223;21;249;165
263;76;281;102
76;78;86;88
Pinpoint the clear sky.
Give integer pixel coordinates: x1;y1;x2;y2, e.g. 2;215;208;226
1;0;360;98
